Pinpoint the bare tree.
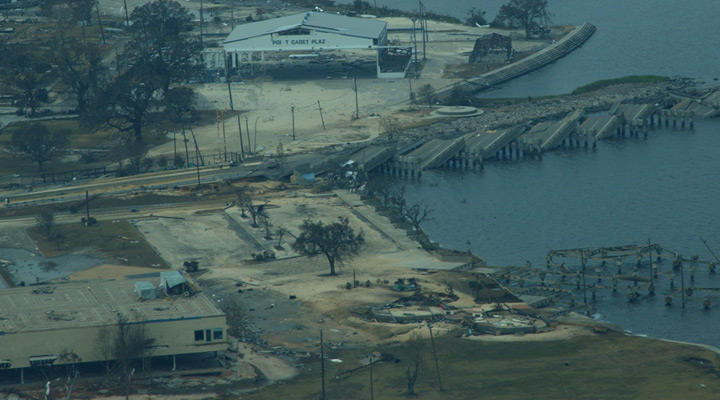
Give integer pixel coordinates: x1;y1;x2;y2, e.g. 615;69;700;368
58;349;81;400
37;210;56;238
389;186;408;222
405;201;433;235
258;213;272;240
275;227;286;248
405;333;424;395
417;84;435;108
218;295;254;340
235;186;253;218
238;191;266;227
50;228;67;250
379;116;402;142
95;315;155;392
95;325;115;384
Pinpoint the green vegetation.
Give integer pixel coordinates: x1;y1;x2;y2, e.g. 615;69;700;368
241;333;720;400
27;218;169;268
573;75;670;95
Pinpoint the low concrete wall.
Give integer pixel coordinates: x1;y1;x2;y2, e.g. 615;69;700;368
435;22;597;103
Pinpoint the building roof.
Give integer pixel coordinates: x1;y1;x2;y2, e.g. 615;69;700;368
0;273;224;335
223;11;387;45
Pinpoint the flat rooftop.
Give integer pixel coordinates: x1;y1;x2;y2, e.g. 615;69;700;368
0;273;224;335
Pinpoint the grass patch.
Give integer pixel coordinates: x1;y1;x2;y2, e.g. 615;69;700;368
572;75;670;95
26;219;170;268
241;333;720;400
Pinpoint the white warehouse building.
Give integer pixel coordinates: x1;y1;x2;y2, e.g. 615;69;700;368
215;11;411;79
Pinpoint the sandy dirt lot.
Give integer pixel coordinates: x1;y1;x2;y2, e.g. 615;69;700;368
1;2;579;390
132;2;545;165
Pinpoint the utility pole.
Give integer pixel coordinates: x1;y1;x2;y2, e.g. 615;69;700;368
123;0;130;26
581;249;587;306
369;354;374;400
115;47;121;77
182;127;190;167
427;323;443;391
408;77;414;102
681;258;686;309
222;110;227;161
237;114;245;159
195;147;201;187
216;109;221;161
224;51;234;111
199;0;204;49
189;127;204;165
317;100;325;130
85;190;90;224
320;330;326;400
353;75;359;119
96;7;106;44
411;18;418;78
246;117;251;154
230;0;235;30
419;1;427;60
648;239;654;284
291;106;296;140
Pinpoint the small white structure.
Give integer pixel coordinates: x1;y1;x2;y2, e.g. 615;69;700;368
160;270;189;296
134;281;157;300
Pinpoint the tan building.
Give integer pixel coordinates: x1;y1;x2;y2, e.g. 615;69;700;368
0;271;226;381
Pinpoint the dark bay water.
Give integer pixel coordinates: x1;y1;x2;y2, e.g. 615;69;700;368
345;0;720;345
397;110;720;347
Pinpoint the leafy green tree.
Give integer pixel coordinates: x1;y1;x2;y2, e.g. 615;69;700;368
123;0;203;94
66;0;98;23
51;29;107;114
0;45;50;116
466;7;487;26
90;0;201;143
493;0;549;39
292;217;365;276
11;123;69;171
89;63;161;143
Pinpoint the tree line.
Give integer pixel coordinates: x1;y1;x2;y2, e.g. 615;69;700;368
0;0;202;171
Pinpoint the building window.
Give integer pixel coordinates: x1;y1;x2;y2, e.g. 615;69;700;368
278;28;310;36
213;328;223;340
28;356;57;367
194;330;204;341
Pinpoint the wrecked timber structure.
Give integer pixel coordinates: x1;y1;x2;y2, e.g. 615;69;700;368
493;243;720;312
